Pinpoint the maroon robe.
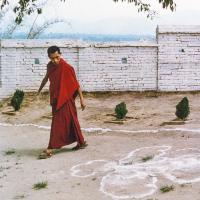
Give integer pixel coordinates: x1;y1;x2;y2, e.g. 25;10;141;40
47;58;85;149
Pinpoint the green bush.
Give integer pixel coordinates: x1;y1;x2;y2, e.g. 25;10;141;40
175;97;190;120
33;181;48;190
11;89;24;111
115;102;128;119
160;185;174;193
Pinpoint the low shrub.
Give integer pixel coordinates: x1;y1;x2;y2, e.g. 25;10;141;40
175;97;190;120
115;102;128;119
11;89;24;111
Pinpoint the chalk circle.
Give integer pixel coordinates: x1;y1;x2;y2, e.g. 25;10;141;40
163;154;200;184
100;171;157;199
119;145;171;166
70;160;116;178
70;145;200;199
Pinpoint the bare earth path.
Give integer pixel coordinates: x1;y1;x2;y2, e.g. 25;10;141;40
1;92;200;200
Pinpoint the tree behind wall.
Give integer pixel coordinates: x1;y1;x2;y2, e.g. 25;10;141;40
0;1;68;39
0;0;176;24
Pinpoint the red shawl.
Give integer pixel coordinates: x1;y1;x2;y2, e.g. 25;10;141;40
48;58;80;111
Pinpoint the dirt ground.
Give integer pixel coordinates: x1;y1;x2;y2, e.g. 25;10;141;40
1;91;200;200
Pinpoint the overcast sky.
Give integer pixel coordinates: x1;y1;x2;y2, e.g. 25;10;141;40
3;0;200;35
44;0;199;21
40;0;200;35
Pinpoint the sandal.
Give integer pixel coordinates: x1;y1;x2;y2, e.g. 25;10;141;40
38;150;53;159
72;141;88;151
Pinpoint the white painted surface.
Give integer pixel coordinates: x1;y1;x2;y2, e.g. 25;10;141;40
157;25;200;91
1;25;200;99
71;145;200;199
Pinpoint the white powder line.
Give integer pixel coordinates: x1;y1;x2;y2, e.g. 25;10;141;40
70;160;108;178
0;122;50;130
99;172;158;200
70;145;200;199
119;145;171;165
1;122;200;134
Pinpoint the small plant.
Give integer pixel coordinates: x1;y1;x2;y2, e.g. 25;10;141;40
11;89;24;111
14;194;25;199
115;102;128;119
5;149;15;155
175;97;190;120
160;185;174;193
0;102;3;108
142;155;154;162
33;181;48;190
146;199;158;200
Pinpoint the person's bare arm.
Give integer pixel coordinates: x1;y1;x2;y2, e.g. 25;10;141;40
37;70;48;95
77;88;86;111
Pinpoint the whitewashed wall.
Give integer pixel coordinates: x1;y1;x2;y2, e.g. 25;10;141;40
79;44;157;91
1;25;200;100
157;25;200;91
0;40;84;99
0;40;157;99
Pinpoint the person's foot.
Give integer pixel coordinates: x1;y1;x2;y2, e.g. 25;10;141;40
72;141;88;151
43;149;53;154
38;149;53;159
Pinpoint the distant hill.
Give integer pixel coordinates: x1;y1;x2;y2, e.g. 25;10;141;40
11;32;155;42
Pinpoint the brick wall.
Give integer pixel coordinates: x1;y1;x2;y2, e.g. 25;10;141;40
78;43;157;91
157;25;200;91
0;40;157;99
1;25;200;99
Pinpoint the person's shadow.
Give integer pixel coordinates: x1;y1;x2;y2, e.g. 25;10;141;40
15;146;76;159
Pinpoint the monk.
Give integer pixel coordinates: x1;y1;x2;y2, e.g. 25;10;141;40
37;46;87;159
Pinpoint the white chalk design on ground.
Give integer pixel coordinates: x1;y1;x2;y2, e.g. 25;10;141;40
1;122;200;134
1;123;200;198
70;145;200;199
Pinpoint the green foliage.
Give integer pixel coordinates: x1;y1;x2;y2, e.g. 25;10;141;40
11;89;24;111
114;0;176;18
141;155;154;162
115;102;128;119
175;97;190;120
33;181;48;190
146;199;158;200
160;185;174;193
5;149;15;155
0;101;3;108
14;194;25;199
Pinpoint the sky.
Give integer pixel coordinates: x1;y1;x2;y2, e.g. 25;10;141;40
41;0;200;35
2;0;200;36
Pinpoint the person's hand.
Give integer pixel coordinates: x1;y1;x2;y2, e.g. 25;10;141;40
80;100;86;111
